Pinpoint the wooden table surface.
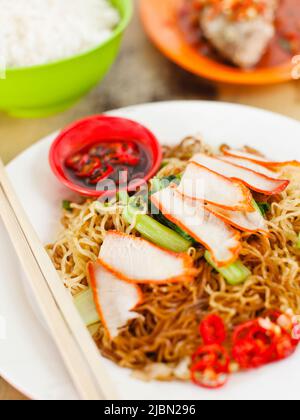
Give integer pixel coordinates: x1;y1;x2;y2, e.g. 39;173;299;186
1;1;300;400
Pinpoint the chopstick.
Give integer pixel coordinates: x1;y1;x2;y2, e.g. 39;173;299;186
0;158;118;401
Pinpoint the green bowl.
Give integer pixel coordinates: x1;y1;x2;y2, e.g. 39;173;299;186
0;0;132;118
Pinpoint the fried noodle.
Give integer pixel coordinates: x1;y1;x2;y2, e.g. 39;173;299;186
47;136;300;378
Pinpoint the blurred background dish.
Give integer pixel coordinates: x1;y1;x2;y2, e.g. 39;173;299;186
1;0;121;69
0;0;132;118
139;0;299;85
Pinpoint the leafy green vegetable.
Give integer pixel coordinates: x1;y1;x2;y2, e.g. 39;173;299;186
154;211;195;243
255;201;270;217
160;160;169;170
149;175;194;243
74;288;99;327
62;200;72;211
150;178;163;194
205;251;251;286
123;203;192;253
118;190;130;205
120;186;192;252
150;175;182;195
296;234;300;250
163;174;182;184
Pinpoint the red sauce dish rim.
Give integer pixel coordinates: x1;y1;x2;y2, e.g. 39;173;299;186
49;115;163;197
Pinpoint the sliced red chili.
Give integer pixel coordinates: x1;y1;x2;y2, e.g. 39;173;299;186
233;336;274;369
292;320;300;342
199;314;227;346
110;153;139;166
115;141;139;155
191;344;230;389
109;141;140;167
232;321;276;369
192;344;230;372
117;153;140;166
65;140;142;190
88;165;114;185
233;320;258;344
65;153;88;171
90;145;112;158
264;310;294;335
265;310;282;324
76;156;102;178
274;332;298;361
233;315;300;370
191;363;229;389
112;142;126;154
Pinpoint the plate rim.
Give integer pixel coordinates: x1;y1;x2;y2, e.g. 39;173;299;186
2;100;300;400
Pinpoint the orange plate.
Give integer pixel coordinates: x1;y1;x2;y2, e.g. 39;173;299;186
139;0;294;85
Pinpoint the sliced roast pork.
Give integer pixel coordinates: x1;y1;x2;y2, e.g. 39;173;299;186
88;261;143;339
177;162;253;211
99;231;197;284
222;147;300;168
205;203;268;233
191;154;289;195
151;185;241;266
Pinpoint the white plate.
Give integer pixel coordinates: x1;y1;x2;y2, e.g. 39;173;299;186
1;101;300;401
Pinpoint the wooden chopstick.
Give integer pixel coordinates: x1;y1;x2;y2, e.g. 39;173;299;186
0;158;118;401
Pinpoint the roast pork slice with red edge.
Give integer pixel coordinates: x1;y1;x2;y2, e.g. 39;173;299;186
205;203;268;234
151;185;241;267
222;147;300;169
88;261;143;340
191;154;289;195
99;231;197;284
177;162;253;212
220;156;280;179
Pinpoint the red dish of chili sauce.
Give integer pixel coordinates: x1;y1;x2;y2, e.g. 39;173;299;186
49;116;162;197
65;140;150;187
179;0;300;69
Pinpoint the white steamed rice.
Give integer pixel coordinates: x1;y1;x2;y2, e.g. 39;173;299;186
0;0;120;69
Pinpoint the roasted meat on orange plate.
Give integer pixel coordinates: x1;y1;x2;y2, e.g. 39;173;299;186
195;0;279;68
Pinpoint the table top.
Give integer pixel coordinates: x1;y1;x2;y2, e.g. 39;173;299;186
1;1;299;400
